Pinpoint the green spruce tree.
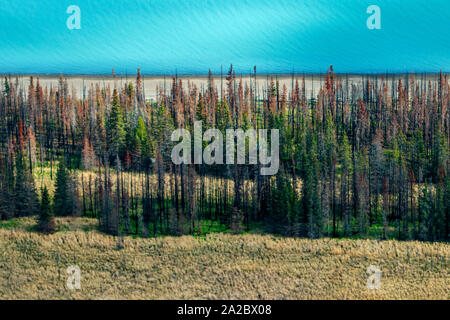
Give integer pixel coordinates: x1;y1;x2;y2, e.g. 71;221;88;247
54;160;70;216
38;186;55;234
14;151;38;217
107;89;126;158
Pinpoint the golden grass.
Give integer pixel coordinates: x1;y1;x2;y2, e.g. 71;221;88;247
0;217;448;300
34;166;241;199
34;165;302;202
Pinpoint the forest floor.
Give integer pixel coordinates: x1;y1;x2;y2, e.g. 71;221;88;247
0;217;448;300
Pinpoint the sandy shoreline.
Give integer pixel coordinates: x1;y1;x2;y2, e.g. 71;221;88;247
1;73;442;100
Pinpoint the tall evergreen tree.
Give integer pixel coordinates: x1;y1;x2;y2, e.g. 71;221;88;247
53;160;79;216
106;89;126;158
38;186;55;234
54;160;69;216
14;151;38;217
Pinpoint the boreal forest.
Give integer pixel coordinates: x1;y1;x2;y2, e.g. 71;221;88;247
0;66;448;241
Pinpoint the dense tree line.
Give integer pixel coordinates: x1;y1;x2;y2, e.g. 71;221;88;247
0;67;448;240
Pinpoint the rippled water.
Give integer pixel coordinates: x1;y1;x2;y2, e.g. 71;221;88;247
0;0;449;74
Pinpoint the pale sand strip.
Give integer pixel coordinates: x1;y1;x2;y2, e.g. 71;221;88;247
1;73;441;100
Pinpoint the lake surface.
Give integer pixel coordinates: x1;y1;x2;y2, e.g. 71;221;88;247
0;0;449;74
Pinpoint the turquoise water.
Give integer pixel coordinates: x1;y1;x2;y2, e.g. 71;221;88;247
0;0;449;74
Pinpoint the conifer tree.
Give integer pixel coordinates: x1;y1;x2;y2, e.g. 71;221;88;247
0;150;15;220
107;89;126;158
339;133;353;236
53;159;78;216
14;151;38;217
301;133;322;238
38;186;55;234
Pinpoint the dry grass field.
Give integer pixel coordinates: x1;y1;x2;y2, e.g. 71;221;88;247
0;217;448;300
